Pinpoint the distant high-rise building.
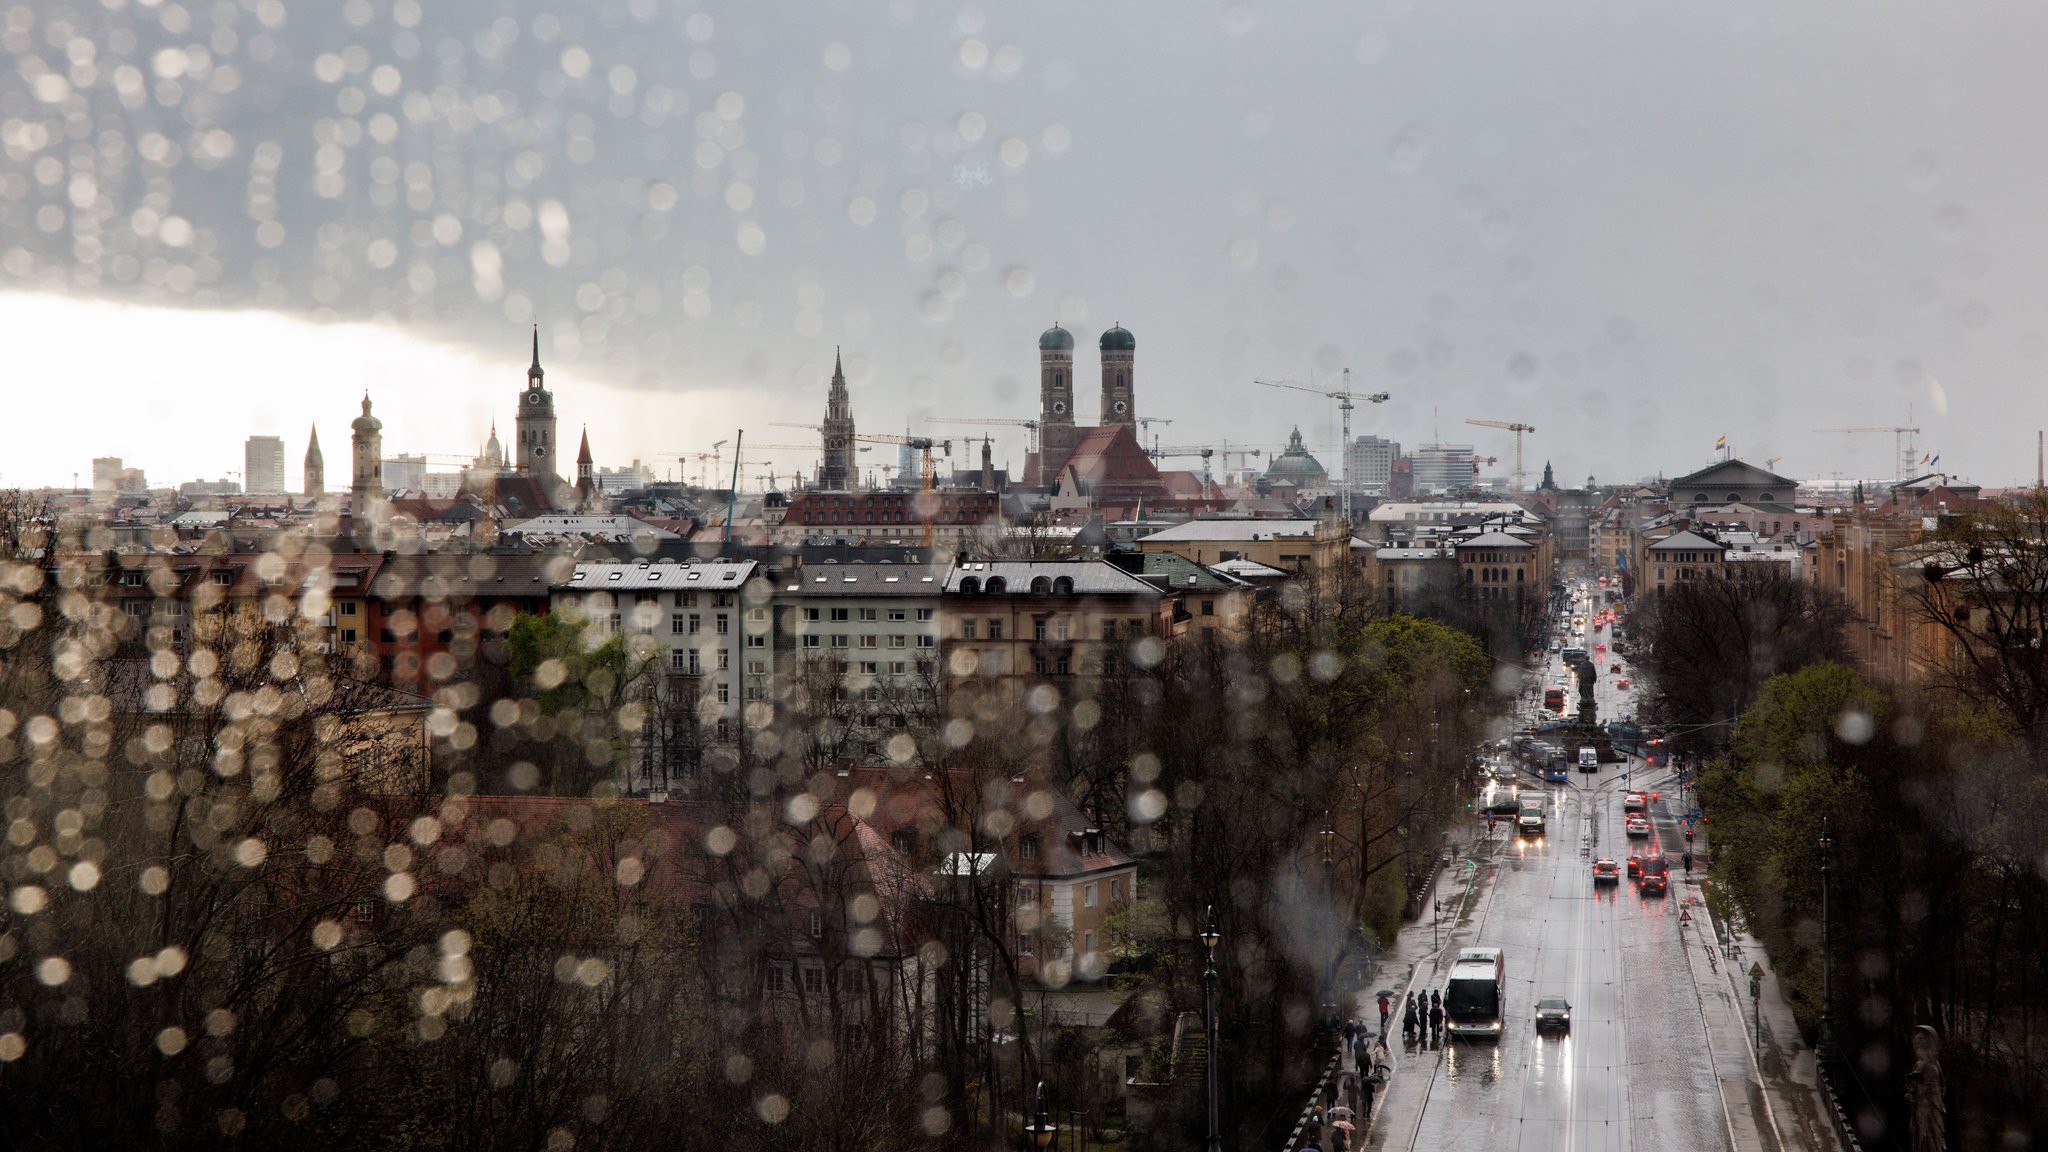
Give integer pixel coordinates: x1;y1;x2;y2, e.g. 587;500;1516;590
383;454;427;492
244;435;285;494
91;457;124;492
1412;443;1477;494
303;425;325;495
1346;435;1401;491
818;349;857;491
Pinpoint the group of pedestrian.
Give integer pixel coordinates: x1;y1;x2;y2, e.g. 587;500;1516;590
1400;989;1446;1046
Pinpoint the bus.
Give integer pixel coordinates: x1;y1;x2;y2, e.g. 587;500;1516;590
1543;686;1565;713
1444;947;1506;1037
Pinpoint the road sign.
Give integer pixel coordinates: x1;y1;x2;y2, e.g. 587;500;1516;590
1678;908;1693;926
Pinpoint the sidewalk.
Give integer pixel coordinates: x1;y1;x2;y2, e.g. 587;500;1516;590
1692;878;1843;1149
1292;826;1497;1150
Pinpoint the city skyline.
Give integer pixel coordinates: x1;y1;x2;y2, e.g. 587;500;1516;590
5;1;2048;487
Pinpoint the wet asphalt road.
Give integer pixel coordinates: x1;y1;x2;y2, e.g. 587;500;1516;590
1384;592;1730;1152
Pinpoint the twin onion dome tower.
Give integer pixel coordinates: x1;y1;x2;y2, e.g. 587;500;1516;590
1034;322;1137;487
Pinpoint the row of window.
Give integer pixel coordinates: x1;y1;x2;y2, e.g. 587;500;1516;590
801;634;935;649
803;607;934;622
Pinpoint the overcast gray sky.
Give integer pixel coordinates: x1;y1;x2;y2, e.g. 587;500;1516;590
3;0;2044;488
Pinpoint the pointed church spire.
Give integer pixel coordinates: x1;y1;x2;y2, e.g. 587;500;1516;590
833;345;844;382
576;425;593;466
528;323;543;381
303;424;324;496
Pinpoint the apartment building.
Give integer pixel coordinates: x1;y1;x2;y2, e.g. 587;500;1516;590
941;559;1166;697
553;559;769;747
772;562;948;743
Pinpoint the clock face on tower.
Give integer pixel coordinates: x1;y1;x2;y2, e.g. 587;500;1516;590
535;446;547;458
1113;400;1128;414
1052;401;1067;415
526;393;541;405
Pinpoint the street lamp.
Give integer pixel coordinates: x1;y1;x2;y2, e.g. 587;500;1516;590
1201;905;1223;1152
1321;816;1336;1031
1023;1080;1058;1149
1817;817;1838;1065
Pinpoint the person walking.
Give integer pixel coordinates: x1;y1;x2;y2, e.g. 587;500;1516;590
1377;991;1392;1033
1429;993;1444;1043
1402;993;1418;1042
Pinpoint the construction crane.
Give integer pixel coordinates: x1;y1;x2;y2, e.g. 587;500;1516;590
1151;445;1218;481
659;445;735;487
853;434;955;546
769;421;822;433
855;434;952;491
1464;420;1536;493
1255;370;1390;484
1812;426;1920;484
928;417;1038;455
1137;416;1174;457
1766;455;1784;472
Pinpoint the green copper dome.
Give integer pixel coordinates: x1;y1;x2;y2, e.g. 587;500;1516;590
1099;324;1135;351
1039;324;1074;352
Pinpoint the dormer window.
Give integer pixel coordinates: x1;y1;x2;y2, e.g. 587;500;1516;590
1019;835;1039;862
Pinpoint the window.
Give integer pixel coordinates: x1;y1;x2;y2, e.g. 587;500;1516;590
212;572;234;586
1102;620;1117;640
688;650;702;675
830;634;849;648
748;660;766;675
340;628;357;642
340;602;357;616
671;650;690;671
354;899;376;923
1017;883;1037;907
1083;930;1096;955
688;614;701;634
859;661;880;674
917;635;934;648
764;965;786;993
717;649;730;670
858;608;878;621
808;911;823;938
677;592;696;607
713;593;733;607
830;607;851;622
1202;599;1216;616
888;634;906;648
887;609;907;621
1084;883;1097;908
961;620;977;640
1034;619;1047;641
672;614;688;634
715;615;730;635
858;635;877;648
891;661;907;674
716;683;730;704
746;634;766;648
1110;878;1121;902
1018;933;1034;956
1055;617;1069;641
803;635;820;649
1020;835;1039;861
805;607;821;621
916;608;934;621
987;619;1003;639
802;967;824;996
